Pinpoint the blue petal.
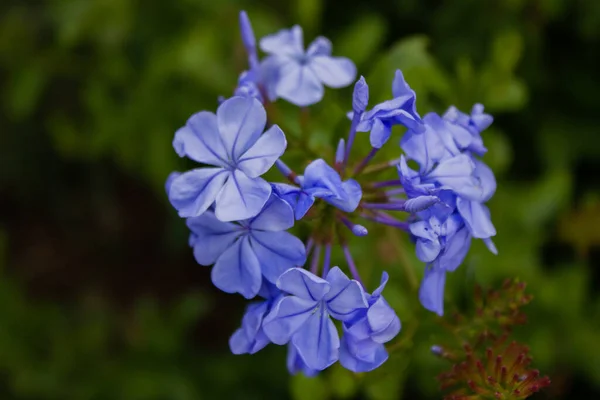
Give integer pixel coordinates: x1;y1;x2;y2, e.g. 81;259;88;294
306;37;332;56
426;154;476;196
216;96;266;161
292;307;340;370
276;268;330;301
249;194;295;231
392;70;416;109
229;301;270;355
287;343;319;377
275;61;324;106
324;267;368;321
259;55;285;101
419;265;446;316
324;179;362;213
484;238;498;255
260;25;304;56
415;238;442;263
309;56;356;88
456;199;496;239
295;192;316;219
237;124;287;178
250;231;307;283
370;271;389;298
187;212;244;265
165;171;181;195
263;296;317;345
339;335;388;373
214;170;271;222
367;297;401;343
369;118;391;149
437;225;472;272
345;335;381;363
211;236;262;299
303;159;348;202
409;220;439;242
400;123;444;174
168;168;229;218
173;111;228;167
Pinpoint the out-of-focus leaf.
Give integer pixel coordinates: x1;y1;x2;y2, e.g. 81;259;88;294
559;197;600;258
336;15;388;67
291;373;329;400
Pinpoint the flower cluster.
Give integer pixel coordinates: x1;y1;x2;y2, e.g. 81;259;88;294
165;11;499;376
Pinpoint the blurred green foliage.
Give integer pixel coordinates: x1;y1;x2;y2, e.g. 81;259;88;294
1;0;600;399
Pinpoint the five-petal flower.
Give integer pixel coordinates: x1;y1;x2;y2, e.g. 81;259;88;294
187;194;306;299
259;25;356;106
263;267;368;370
168;96;286;222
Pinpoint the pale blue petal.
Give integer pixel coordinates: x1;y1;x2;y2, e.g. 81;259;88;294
437;225;472;272
303;159;347;201
165;172;181;195
211;236;262;299
367;297;401;343
370;271;389;298
276;268;330;301
216;96;266;161
392;70;416;104
292;308;339;370
214;170;271;222
259;55;285;101
249;194;295;231
250;231;307;283
237;124;287;178
484;238;498;255
324;179;362;212
419;265;446;316
345;335;381;363
263;296;317;345
287;343;319;377
369;118;391;149
168;168;229;218
339;337;388;373
173;111;228;167
427;154;476;195
400;123;444;173
259;25;304;56
456;199;496;239
306;37;332;56
295;192;316;219
409;220;438;242
345;316;371;341
324;267;368;321
187;212;244;265
275;62;324;107
416;238;442;263
309;56;356;88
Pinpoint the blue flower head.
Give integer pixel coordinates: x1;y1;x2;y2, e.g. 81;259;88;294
443;103;493;156
259;26;356;106
187;194;306;299
263;267;368;370
339;272;401;372
168;96;286;221
355;70;424;148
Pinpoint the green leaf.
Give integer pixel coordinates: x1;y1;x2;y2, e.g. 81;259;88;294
291;373;329;400
336;15;388;67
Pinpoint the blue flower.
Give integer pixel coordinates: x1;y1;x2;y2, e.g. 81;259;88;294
410;213;472;272
230;281;282;355
263;267;368;370
187;194;306;299
168;96;286;221
272;159;362;219
259;26;356;106
339;272;401;372
443;104;493;156
354;70;424;148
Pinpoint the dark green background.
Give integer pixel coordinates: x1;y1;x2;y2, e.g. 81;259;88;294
1;0;599;399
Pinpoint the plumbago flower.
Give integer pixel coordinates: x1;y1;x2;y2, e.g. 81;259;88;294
165;10;502;378
168;96;286;221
